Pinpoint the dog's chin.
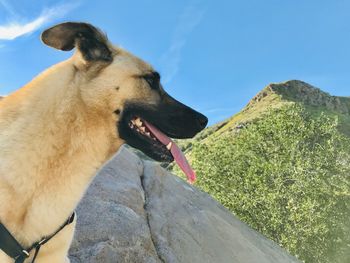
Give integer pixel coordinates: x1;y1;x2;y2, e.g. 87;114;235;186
118;116;174;163
138;140;174;163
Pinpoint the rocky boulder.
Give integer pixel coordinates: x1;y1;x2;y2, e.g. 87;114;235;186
69;146;299;263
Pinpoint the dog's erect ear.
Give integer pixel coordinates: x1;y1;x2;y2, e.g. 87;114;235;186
41;22;112;62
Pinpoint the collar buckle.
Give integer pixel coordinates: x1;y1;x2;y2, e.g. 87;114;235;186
22;249;30;257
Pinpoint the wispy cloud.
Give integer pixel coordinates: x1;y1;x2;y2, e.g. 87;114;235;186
0;0;17;18
159;1;206;84
0;1;78;41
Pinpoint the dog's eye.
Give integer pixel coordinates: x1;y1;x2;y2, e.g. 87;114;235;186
144;72;160;90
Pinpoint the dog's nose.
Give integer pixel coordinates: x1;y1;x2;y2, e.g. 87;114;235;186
197;114;208;129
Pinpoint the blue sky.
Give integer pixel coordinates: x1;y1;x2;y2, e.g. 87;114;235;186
0;0;349;124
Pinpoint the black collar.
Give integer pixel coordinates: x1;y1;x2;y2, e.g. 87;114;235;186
0;212;75;263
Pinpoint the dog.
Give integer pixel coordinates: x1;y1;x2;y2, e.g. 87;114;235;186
0;22;207;263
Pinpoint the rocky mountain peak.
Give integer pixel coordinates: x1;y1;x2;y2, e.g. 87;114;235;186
247;80;350;114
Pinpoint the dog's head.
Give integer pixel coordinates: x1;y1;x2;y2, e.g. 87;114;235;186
41;22;207;163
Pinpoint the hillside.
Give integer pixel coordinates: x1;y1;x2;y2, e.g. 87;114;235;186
175;80;350;154
168;80;350;263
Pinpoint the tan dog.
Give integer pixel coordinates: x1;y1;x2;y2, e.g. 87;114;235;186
0;22;207;263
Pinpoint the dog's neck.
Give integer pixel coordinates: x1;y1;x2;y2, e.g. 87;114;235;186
0;59;121;246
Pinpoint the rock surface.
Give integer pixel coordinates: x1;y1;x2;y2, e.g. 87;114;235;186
69;147;160;263
69;146;299;263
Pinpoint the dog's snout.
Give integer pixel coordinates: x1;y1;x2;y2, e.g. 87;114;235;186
197;114;208;129
159;93;208;137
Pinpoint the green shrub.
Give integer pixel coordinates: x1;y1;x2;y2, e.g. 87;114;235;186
190;104;350;263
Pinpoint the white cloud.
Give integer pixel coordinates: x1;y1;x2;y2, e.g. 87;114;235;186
0;16;48;40
0;2;79;40
159;1;206;84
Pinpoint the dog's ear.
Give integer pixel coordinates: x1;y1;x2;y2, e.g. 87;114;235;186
41;22;112;62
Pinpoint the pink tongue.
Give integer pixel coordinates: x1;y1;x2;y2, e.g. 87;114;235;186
143;121;196;184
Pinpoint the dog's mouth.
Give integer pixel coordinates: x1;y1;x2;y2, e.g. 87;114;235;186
119;113;197;184
118;99;208;184
127;116;174;162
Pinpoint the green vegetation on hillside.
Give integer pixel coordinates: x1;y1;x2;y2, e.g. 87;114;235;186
173;81;350;154
184;104;350;263
168;81;350;262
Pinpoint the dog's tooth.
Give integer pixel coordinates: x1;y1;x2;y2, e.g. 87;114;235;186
135;118;143;127
166;142;172;150
146;132;151;137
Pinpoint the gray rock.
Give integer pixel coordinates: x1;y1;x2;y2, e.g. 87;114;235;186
69;147;160;263
70;146;299;263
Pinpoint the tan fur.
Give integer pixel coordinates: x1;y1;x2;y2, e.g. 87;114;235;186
0;42;160;262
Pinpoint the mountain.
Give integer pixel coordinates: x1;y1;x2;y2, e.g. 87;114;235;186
174;80;350;154
168;80;350;263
